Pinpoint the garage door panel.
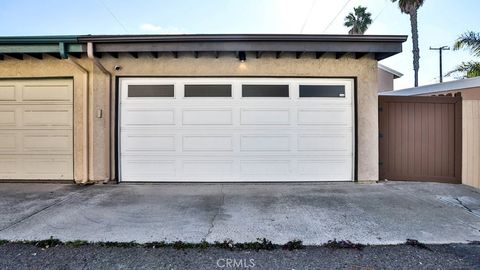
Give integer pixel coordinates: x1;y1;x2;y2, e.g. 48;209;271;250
120;78;354;182
240;160;291;177
121;158;176;179
122;133;176;152
22;156;72;177
23;131;72;153
0;85;16;101
0;134;16;151
183;135;233;151
182;160;234;177
22;84;73;102
23;106;72;127
182;109;233;125
298;134;351;151
0;130;72;154
124;108;175;126
240;109;290;125
0;157;17;175
0;79;73;180
298;108;351;126
0;155;73;179
298;159;351;180
240;135;290;151
0;110;16;126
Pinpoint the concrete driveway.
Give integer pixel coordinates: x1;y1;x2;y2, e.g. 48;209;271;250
0;182;479;245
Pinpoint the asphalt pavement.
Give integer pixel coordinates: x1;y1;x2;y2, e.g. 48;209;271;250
0;242;479;270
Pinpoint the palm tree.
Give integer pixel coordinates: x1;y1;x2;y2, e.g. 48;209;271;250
391;0;425;87
344;6;372;35
447;31;480;78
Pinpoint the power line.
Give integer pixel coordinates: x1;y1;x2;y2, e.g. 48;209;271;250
300;0;317;33
99;0;129;34
322;0;354;33
369;1;389;31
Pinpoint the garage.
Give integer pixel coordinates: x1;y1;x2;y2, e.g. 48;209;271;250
119;77;354;182
0;79;73;180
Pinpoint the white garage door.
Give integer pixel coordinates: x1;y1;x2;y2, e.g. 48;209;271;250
119;77;354;182
0;79;73;180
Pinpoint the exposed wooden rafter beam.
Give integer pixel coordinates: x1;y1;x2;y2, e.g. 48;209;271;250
355;52;368;59
129;52;138;58
315;52;326;59
336;52;347;59
68;52;82;59
5;53;23;60
47;53;61;59
25;53;43;59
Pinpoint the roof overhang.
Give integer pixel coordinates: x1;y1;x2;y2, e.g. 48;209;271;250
378;63;403;78
0;34;407;61
380;76;480;96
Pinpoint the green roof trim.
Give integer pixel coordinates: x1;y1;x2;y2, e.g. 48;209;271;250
0;35;79;44
0;36;83;59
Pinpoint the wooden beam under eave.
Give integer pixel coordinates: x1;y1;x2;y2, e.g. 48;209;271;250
25;53;43;60
5;53;24;60
336;52;347;59
46;53;61;59
355;52;368;59
129;52;138;58
68;52;82;59
296;52;303;59
315;52;325;59
108;52;118;58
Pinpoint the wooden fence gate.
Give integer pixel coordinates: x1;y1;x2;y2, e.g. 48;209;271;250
379;96;462;183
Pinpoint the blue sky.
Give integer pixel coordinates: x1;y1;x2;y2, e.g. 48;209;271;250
0;0;477;89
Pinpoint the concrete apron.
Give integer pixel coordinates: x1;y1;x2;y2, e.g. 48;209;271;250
0;182;479;245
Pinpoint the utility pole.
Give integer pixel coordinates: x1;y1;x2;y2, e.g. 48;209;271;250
429;46;450;83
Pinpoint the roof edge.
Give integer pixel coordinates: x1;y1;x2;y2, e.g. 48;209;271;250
77;34;408;43
380;76;480;96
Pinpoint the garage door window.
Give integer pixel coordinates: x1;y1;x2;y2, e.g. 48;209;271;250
184;84;232;97
128;85;174;97
299;85;345;98
242;85;289;97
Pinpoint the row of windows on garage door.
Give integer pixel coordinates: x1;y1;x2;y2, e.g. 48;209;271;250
0;77;354;182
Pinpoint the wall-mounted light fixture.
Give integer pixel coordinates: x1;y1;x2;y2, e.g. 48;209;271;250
238;51;246;62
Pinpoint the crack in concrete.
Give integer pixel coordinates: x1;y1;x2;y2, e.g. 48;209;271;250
0;187;91;233
455;197;474;213
204;185;225;240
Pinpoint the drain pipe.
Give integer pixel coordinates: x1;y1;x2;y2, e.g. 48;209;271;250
66;58;89;184
87;42;112;183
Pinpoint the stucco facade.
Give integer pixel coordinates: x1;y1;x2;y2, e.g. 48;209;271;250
0;53;379;182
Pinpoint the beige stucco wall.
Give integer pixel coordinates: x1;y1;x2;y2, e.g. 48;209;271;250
0;52;380;182
0;56;90;183
462;100;480;189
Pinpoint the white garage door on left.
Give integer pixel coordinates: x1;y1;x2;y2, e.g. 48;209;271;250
0;79;73;180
